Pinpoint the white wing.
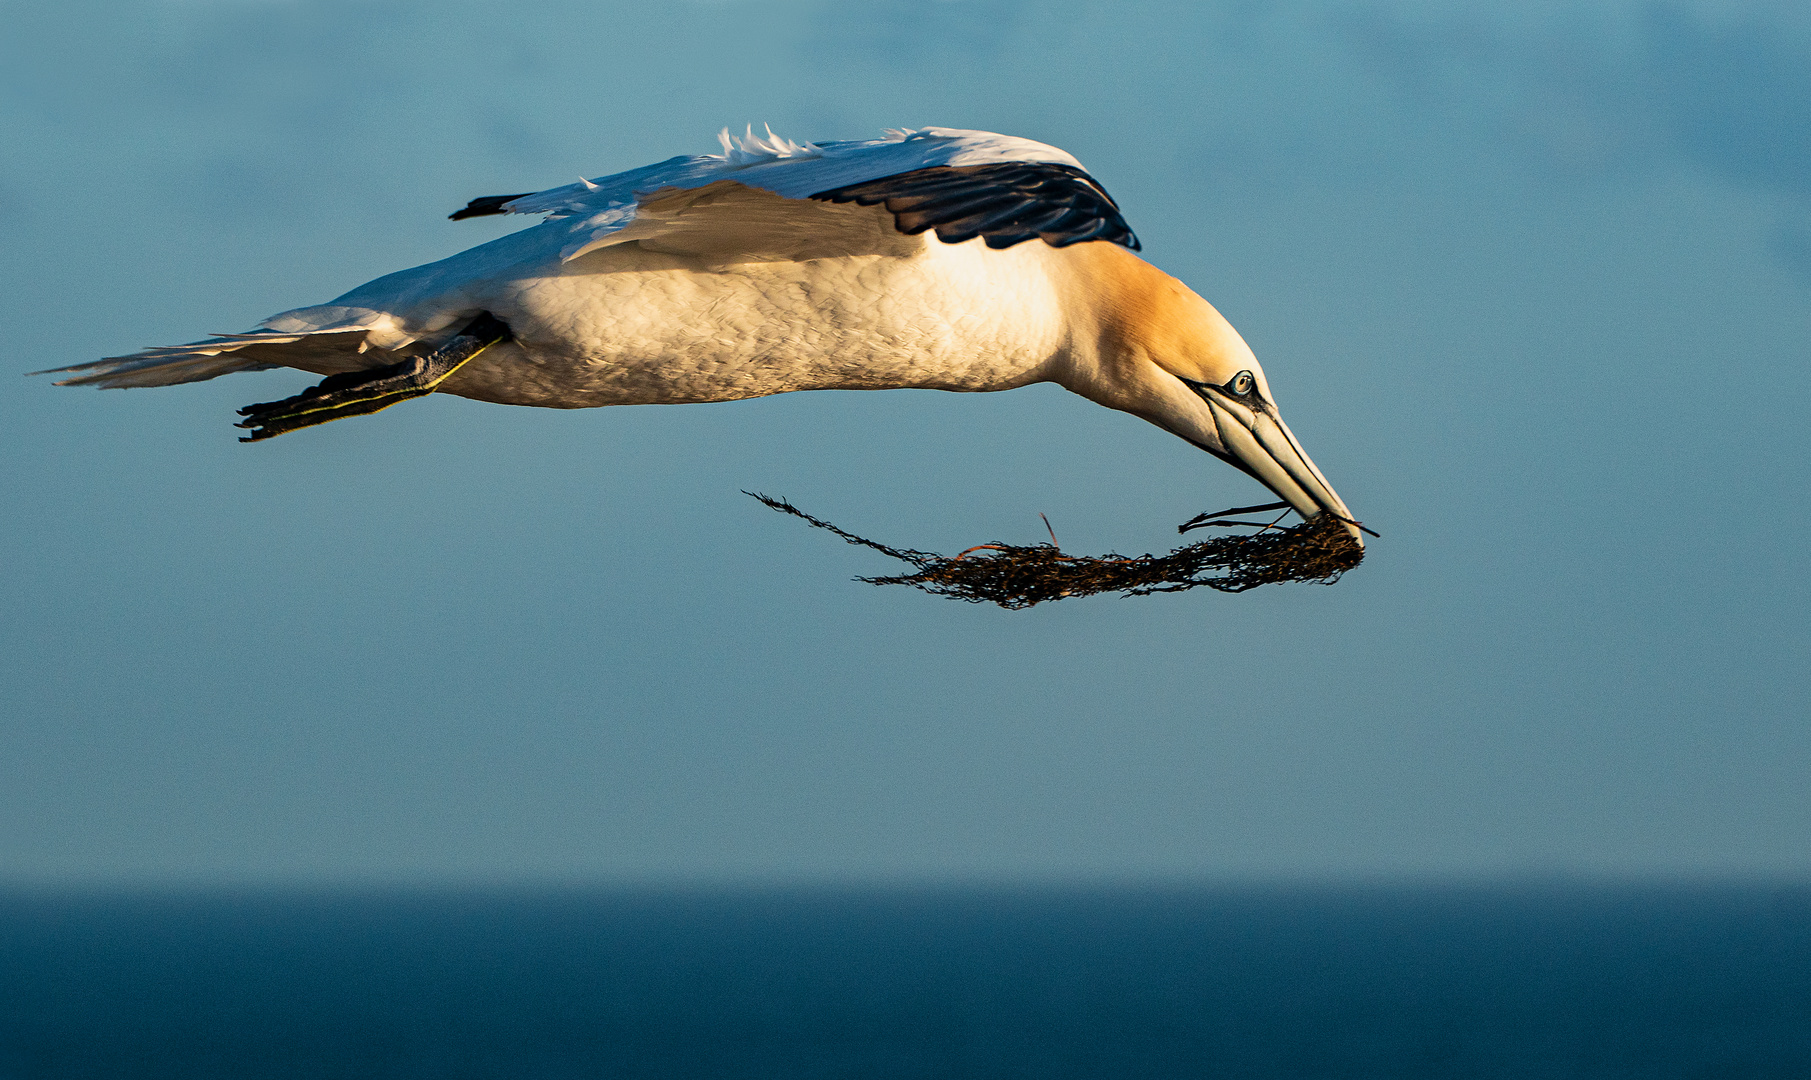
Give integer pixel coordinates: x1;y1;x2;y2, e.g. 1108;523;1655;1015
465;126;1089;261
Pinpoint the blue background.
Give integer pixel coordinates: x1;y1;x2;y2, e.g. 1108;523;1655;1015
2;0;1807;886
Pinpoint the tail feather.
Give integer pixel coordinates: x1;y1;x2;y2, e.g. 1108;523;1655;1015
33;306;426;389
34;338;297;388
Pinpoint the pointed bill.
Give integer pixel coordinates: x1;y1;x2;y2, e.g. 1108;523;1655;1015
1201;395;1361;545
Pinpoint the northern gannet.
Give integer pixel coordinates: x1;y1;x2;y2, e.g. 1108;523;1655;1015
40;126;1362;541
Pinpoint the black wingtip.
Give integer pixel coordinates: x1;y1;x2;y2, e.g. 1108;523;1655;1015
812;163;1140;253
448;193;535;221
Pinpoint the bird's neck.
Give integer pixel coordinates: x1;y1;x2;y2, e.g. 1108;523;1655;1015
1049;243;1252;410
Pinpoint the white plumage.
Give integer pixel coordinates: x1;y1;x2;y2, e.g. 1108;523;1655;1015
41;125;1362;540
515;125;1088;262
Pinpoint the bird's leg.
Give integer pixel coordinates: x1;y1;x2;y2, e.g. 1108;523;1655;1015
235;312;511;442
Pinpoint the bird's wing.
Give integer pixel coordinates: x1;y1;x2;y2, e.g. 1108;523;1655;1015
580;180;925;264
450;126;1137;261
811;160;1138;252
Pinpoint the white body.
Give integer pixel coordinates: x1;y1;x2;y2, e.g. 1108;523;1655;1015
291;190;1073;409
63;127;1095;403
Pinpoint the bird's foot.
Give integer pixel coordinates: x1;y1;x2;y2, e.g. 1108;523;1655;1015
235;356;438;441
235;313;510;441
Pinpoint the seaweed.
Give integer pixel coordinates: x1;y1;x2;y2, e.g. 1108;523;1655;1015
751;493;1367;609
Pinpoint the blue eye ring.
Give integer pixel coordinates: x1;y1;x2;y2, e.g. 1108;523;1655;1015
1227;371;1255;397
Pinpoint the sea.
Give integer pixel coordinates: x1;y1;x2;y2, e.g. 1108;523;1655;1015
2;882;1807;1079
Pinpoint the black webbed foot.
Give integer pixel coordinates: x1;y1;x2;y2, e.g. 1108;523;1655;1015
236;355;438;441
236;313;510;442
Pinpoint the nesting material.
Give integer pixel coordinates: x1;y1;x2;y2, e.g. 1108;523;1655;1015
751;493;1365;609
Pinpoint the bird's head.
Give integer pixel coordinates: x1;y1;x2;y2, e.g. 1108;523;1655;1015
1064;245;1363;545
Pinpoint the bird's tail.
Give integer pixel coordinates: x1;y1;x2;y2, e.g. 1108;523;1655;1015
31;306;426;389
36;336;302;388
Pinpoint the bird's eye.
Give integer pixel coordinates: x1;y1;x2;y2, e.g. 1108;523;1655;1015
1227;371;1255;397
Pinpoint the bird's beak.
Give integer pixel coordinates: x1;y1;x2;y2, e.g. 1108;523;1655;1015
1194;388;1362;545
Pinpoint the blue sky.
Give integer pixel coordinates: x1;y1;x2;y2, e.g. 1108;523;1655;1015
2;0;1807;884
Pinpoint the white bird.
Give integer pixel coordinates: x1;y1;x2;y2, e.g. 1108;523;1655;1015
40;125;1362;541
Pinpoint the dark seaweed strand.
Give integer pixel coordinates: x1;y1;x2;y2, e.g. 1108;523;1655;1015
752;494;1364;609
811;162;1140;252
746;493;943;567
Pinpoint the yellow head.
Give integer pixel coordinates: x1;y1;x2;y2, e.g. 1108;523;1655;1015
1057;244;1362;543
